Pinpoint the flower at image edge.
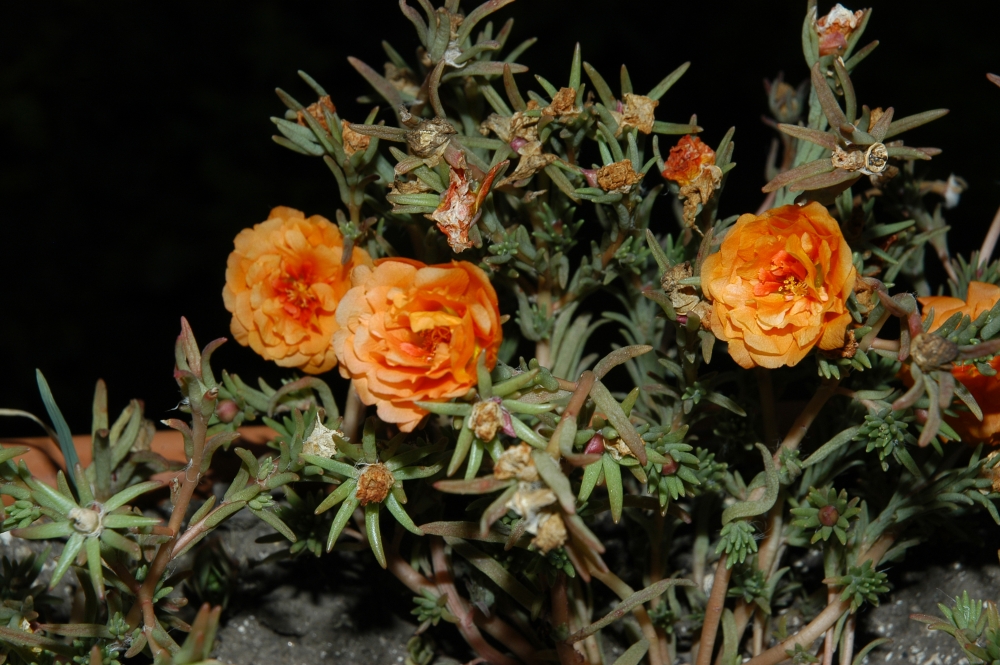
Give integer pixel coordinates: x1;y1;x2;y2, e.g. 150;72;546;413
919;281;1000;446
701;202;857;368
222;206;373;374
333;258;503;432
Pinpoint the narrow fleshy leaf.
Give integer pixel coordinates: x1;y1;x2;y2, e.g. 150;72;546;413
648;61;690;100
811;62;847;129
327;496;360;551
787;168;861;192
603;454;623;524
566;578;693;643
446;536;540;612
590;380;646;465
348;57;403;115
104;480;163;512
882;109;949;140
36;369;80;490
777;124;838;150
532;450;576;514
762;159;834;193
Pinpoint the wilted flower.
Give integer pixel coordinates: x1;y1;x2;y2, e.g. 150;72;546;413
333;258;503;432
701;202;857;368
297;95;336;131
428;160;507;252
662;135;722;228
340;120;371;156
814;4;866;56
662;135;716;187
542;87;581;121
612;93;659;135
919;281;1000;445
223;206;373;374
596;159;644;194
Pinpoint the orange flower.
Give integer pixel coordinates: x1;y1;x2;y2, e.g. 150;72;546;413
333;258;503;431
223;206;373;374
661;135;716;187
701;202;857;368
919;281;1000;445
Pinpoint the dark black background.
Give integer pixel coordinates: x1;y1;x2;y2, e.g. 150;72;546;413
1;1;998;436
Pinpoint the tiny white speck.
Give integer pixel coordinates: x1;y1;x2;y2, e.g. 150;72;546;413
287;641;294;647
237;626;246;634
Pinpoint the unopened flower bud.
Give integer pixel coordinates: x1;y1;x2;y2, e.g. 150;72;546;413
216;399;240;424
818;504;840;527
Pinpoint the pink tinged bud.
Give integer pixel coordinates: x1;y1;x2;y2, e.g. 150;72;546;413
661;456;679;476
216;399;240;423
582;169;599;188
509;137;529;153
584;433;605;455
490;396;517;437
615;100;624;113
818;505;840;527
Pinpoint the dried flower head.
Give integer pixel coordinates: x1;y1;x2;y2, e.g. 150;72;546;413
406;116;456;157
542;87;580;121
355;462;395;506
340;120;371;156
302;421;346;458
532;513;567;553
494;442;539;482
597;159;644;194
428;160;506;252
469;399;503;442
223;206;374;374
660;261;712;320
297;95;336;131
814;4;866;56
612;93;659;135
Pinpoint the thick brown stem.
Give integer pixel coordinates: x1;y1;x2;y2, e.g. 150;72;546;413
776;379;840;458
696;555;732;665
839;615;856;665
430;537;521;665
744;535;894;665
552;576;583;665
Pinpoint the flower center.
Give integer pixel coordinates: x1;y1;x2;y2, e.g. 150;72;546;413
275;262;317;324
753;250;810;301
400;326;452;361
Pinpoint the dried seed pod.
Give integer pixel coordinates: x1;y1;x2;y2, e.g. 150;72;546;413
469;399;503;442
911;333;959;371
355;463;395;506
863;142;888;174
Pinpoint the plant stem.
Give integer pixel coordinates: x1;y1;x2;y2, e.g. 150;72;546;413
980;203;1000;267
342;381;365;443
430;536;522;665
547;370;595;458
588;565;664;665
742;534;894;665
124;392;212;636
696;554;731;665
756;368;778;446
